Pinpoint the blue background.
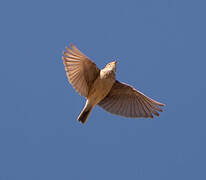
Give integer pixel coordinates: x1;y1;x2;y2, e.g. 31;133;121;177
1;0;206;179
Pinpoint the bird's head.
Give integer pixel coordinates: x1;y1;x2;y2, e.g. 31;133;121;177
100;61;117;80
105;61;117;73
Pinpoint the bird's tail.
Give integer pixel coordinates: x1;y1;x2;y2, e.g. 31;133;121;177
77;102;93;124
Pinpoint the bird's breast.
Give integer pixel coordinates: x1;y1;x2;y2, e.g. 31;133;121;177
100;69;115;79
87;76;115;105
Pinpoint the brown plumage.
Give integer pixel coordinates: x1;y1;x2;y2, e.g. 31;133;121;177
62;43;165;124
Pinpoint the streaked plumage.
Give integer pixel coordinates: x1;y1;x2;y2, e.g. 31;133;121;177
98;81;164;118
62;43;165;124
62;44;100;97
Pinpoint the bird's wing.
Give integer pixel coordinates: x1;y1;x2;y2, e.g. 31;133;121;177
98;80;165;118
62;43;100;97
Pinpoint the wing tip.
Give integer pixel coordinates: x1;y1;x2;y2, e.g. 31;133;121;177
154;111;160;117
65;46;71;52
70;42;76;49
159;102;166;106
62;55;66;61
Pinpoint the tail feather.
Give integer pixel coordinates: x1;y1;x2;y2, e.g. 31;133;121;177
77;103;93;124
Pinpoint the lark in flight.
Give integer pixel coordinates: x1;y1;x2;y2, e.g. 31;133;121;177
62;43;165;124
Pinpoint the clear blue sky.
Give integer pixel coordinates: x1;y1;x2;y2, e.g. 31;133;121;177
0;0;206;179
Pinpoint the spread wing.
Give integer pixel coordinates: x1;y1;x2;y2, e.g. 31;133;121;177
62;43;100;97
98;81;165;118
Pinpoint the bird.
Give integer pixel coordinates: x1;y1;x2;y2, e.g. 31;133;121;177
62;43;165;124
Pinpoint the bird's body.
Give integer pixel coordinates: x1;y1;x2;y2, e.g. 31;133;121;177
62;43;165;124
78;62;116;123
88;66;116;104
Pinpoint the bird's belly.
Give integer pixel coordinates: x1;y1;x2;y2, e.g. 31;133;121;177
87;78;114;105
